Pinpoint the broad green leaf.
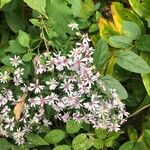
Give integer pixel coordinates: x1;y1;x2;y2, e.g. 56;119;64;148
80;0;94;19
122;21;141;40
23;0;46;16
0;0;11;8
128;127;138;141
133;142;149;150
67;0;81;17
109;35;132;49
143;130;150;147
116;50;150;73
53;145;71;150
105;132;121;147
46;0;73;38
101;75;128;100
119;141;135;150
11;145;29;150
1;55;11;66
89;23;99;33
5;10;25;33
18;30;30;48
44;129;65;144
66;120;81;134
29;19;41;27
0;138;12;150
93;39;109;70
93;139;104;149
141;52;150;95
129;0;150;20
7;40;27;54
136;35;150;52
72;134;94;150
95;128;107;140
26;134;49;147
22;53;35;62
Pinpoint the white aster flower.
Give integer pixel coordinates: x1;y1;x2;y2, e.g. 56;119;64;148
0;71;10;83
10;55;22;67
29;79;44;94
14;68;24;78
68;22;79;31
5;117;15;131
46;78;58;90
13;128;25;145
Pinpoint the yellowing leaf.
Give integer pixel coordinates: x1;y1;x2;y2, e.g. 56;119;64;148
111;2;123;33
98;17;118;41
13;93;27;121
111;2;145;33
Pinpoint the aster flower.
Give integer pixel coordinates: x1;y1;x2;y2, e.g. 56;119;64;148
46;78;58;90
14;68;24;78
68;22;79;31
0;95;7;106
13;76;23;86
29;79;44;94
60;79;74;94
13;128;25;145
36;96;47;107
10;55;22;67
5;117;15;131
0;71;10;83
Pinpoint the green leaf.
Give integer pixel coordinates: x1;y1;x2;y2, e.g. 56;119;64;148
66;120;81;134
93;139;104;149
53;145;71;150
128;127;138;141
44;129;65;144
0;0;11;8
1;55;11;66
93;39;109;70
128;0;150;19
116;50;150;73
136;35;150;52
122;21;141;40
22;53;35;62
12;145;29;150
133;142;148;150
72;134;94;150
143;130;150;147
0;138;12;150
18;30;30;48
7;40;27;54
89;23;99;33
95;128;107;140
26;134;49;147
119;141;135;150
80;0;94;19
23;0;46;16
101;75;128;100
105;132;121;148
141;52;150;96
4;10;25;33
67;0;81;17
46;0;73;38
109;35;132;49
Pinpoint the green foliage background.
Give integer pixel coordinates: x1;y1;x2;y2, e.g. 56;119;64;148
1;0;150;149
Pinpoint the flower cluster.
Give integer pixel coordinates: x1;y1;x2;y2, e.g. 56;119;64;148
0;23;129;145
